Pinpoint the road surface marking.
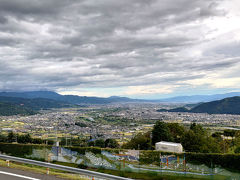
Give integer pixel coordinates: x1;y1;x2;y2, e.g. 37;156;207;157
0;170;40;180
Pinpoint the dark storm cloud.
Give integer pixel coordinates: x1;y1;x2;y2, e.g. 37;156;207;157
0;16;8;24
0;0;237;94
0;36;19;46
0;0;70;19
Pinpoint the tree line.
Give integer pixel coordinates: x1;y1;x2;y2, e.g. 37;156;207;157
1;121;240;153
59;136;119;148
0;132;119;149
123;121;240;153
0;132;54;145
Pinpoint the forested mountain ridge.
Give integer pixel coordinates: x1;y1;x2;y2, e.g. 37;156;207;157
157;92;240;103
190;96;240;114
0;96;72;110
0;102;36;116
0;91;145;104
157;96;240;115
1;91;240;104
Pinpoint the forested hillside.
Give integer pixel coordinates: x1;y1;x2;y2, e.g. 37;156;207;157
0;102;36;116
191;96;240;114
0;96;72;110
0;96;73;116
157;96;240;115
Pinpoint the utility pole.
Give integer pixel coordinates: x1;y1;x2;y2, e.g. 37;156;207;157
159;152;162;176
55;118;59;161
138;144;140;173
65;134;67;147
223;140;225;154
149;132;152;150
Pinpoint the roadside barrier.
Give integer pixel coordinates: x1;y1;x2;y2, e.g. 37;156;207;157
0;154;132;180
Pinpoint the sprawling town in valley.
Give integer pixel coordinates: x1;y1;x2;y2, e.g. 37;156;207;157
1;104;240;144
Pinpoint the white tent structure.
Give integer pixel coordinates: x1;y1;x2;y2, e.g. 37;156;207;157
155;141;183;153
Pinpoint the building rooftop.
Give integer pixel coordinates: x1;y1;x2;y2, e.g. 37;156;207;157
155;141;182;146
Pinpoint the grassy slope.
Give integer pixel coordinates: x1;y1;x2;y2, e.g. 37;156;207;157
0;159;86;180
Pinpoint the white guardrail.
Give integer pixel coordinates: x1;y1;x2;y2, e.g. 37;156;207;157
0;154;133;180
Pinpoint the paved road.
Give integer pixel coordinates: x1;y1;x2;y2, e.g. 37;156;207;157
0;166;64;180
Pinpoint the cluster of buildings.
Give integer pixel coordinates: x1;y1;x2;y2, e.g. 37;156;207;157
0;104;240;145
105;104;240;127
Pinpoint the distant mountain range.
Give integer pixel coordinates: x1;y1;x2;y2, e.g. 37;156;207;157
1;91;240;104
0;91;144;104
156;92;240;103
157;96;240;115
0;91;143;115
1;91;240;115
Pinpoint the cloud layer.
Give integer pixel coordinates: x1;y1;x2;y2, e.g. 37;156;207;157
0;0;240;97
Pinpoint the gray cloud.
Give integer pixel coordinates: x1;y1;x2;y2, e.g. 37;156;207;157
0;0;238;95
0;16;8;24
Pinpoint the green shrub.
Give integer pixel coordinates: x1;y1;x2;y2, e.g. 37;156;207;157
234;146;240;154
77;163;88;169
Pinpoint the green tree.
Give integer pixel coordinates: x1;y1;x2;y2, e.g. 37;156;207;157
16;134;32;144
88;141;95;147
224;129;236;138
122;132;150;150
224;129;237;148
202;136;221;153
190;123;205;135
32;138;43;144
212;132;222;139
167;123;185;142
181;130;204;152
234;146;240;153
47;139;54;145
7;132;16;143
17;135;25;144
60;137;67;146
182;124;221;153
235;135;240;147
95;139;105;148
152;121;173;146
0;134;7;142
24;134;32;143
212;132;228;153
105;138;119;148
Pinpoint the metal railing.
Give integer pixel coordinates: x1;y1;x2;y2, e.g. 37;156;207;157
0;154;133;180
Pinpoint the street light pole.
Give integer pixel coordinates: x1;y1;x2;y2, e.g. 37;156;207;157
150;132;152;150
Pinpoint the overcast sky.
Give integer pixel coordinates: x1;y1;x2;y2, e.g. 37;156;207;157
0;0;240;98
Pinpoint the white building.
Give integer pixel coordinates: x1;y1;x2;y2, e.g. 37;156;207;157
155;141;183;153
